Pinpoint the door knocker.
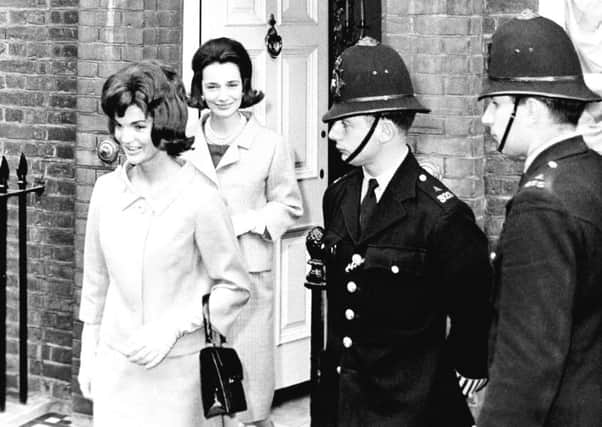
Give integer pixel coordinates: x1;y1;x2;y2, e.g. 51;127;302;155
265;14;282;58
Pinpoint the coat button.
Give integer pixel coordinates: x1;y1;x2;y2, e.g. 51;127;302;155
391;265;399;274
342;336;352;348
490;251;497;261
346;281;358;293
336;366;341;374
351;254;362;264
419;174;427;182
548;161;558;168
345;309;355;320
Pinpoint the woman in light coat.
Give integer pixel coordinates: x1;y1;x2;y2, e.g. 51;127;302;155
185;38;303;427
77;60;250;427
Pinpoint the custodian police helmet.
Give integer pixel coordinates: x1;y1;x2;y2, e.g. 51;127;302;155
322;37;430;123
479;10;600;102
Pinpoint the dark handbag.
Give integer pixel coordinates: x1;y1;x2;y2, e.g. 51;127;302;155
200;294;247;419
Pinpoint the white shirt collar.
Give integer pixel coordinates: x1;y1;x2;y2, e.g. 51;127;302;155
524;130;582;172
361;151;408;202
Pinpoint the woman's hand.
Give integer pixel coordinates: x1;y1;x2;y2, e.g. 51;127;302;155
78;323;100;400
125;322;182;369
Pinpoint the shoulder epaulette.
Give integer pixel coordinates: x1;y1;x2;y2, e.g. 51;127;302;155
521;160;560;191
416;171;457;206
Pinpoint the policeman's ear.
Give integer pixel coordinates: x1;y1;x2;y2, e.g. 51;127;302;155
377;118;397;143
523;97;547;125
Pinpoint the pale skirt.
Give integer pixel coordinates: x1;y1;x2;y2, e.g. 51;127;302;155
228;271;275;424
92;344;225;427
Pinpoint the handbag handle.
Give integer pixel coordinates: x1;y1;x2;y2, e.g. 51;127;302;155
202;294;225;346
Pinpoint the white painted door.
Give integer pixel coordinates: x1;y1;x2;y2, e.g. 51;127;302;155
183;1;329;389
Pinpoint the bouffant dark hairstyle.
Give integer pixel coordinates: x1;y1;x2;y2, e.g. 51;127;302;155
188;37;264;109
101;60;193;155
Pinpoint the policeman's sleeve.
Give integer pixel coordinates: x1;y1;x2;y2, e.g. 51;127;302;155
432;203;493;379
478;194;576;427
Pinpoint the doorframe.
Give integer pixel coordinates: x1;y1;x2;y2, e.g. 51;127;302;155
181;1;201;96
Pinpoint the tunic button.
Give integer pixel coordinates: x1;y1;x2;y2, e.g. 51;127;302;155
347;281;358;293
345;309;355;320
391;265;399;274
419;174;427;182
490;251;497;261
351;254;362;264
342;336;352;348
336;366;341;374
548;161;558;168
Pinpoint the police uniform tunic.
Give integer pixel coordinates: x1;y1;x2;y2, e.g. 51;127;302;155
479;136;602;427
320;152;492;427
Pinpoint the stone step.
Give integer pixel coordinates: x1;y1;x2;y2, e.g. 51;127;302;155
0;395;60;427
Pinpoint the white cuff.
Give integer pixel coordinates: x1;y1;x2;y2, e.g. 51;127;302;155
232;211;267;237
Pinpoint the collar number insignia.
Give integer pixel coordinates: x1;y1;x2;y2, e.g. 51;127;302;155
437;191;454;203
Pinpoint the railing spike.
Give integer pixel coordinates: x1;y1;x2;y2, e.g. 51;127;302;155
16;153;27;182
0;158;8;187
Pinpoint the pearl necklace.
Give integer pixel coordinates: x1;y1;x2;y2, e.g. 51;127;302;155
204;114;247;146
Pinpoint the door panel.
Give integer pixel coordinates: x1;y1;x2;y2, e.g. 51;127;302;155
184;0;328;389
274;229;311;386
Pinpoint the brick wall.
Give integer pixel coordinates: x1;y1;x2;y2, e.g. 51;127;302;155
0;0;78;410
73;0;183;414
483;0;538;243
383;0;487;225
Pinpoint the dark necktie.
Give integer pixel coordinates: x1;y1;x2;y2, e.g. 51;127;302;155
359;178;379;232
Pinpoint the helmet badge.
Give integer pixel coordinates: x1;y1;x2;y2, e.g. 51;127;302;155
517;9;539;20
330;55;345;99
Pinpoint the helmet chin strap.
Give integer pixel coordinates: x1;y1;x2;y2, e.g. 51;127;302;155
344;114;381;164
497;97;521;153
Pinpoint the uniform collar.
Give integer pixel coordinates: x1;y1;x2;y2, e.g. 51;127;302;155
341;148;419;244
524;130;582;172
361;148;409;202
524;135;589;177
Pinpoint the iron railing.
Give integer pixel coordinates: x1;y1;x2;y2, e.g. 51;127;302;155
0;153;45;411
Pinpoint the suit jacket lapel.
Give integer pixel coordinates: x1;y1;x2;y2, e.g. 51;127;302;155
216;143;240;169
215;112;257;171
183;137;220;186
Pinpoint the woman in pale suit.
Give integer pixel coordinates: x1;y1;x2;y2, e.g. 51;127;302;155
185;38;303;427
77;60;250;426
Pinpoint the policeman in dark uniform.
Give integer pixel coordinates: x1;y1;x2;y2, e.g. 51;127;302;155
478;11;602;427
318;37;492;427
